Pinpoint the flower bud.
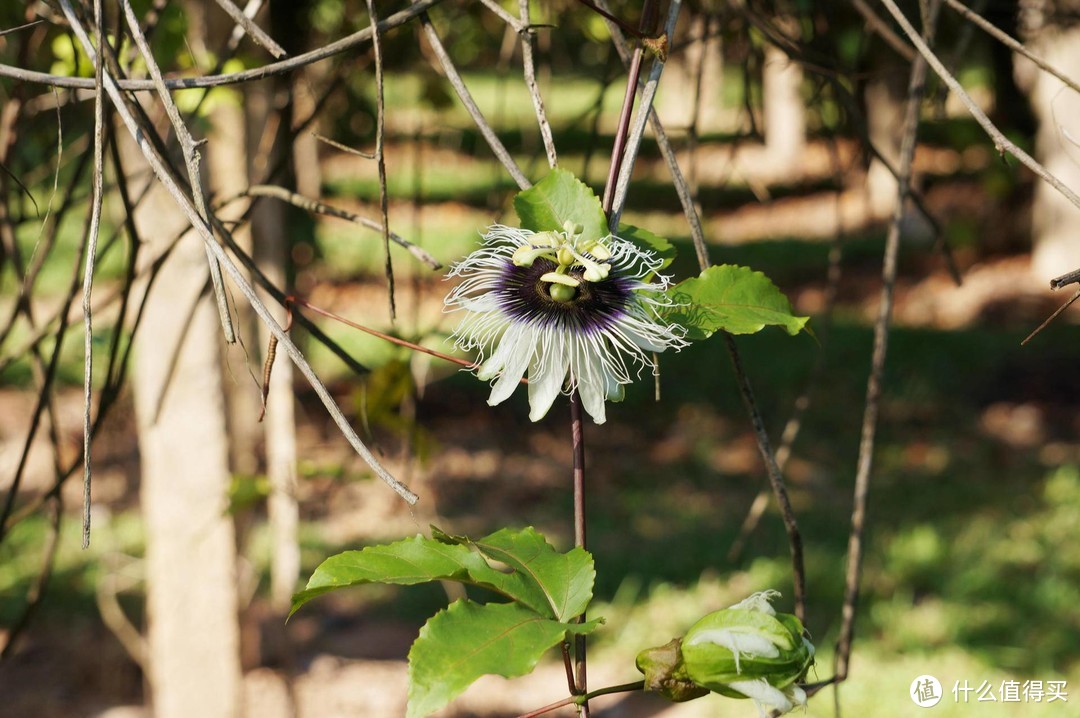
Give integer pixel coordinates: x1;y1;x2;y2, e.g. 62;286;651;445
635;639;709;703
679;591;814;714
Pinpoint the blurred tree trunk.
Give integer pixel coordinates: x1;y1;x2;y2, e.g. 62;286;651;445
1016;2;1080;279
658;8;723;133
127;134;243;718
262;0;316;620
248;77;301;614
863;68;905;217
129;3;248;715
763;30;805;171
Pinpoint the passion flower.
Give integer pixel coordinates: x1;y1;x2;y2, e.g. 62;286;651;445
445;221;685;424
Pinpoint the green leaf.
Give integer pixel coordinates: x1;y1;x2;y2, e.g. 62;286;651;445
471;526;594;622
407;600;600;718
665;264;809;340
618;223;676;270
513;168;607;245
289;534;544;617
430;525;469;545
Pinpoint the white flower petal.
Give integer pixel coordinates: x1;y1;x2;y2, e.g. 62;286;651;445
684;628;780;673
785;683;807;707
729;590;781;614
487;327;532;406
727;679;795;714
576;364;607;424
527;337;567;421
476;329;512;381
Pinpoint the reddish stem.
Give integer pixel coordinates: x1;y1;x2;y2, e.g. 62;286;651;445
284;295;526;383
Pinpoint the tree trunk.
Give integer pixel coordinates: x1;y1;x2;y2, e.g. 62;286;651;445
1015;19;1080;279
763;37;805;171
251;79;301;613
128;135;243;718
657;9;724;133
863;70;906;218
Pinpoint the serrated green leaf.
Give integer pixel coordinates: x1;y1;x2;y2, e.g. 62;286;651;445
471;526;594;622
665;264;809;340
407;600;601;718
618;223;676;270
513;169;607;244
289;535;543;617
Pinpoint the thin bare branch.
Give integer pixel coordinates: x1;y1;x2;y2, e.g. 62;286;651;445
211;0;286;58
366;0;396;320
597;1;806;618
0;0;445;90
58;0;418;504
288;297;495;375
225;0;268;53
519;1;557;169
0;97;69;355
0;145;93;544
836;0;940;681
617;0;808;620
1021;287;1080;345
601;39;645;214
482;0;526;32
945;0;1080;98
610;0;682;229
1050;267;1080;289
0;20;44;38
0;497;61;660
729;166;849;562
851;0;916;62
311;132;375;159
723;333;807;622
120;0;236;344
876;0;1080;215
594;0;710;267
81;0;106;550
240;185;440;268
415;3;531;190
3;87;361;533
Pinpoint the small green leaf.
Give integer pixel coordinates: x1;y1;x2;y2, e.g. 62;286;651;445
290;535;543;617
665;264;809;340
471;526;595;622
514;169;607;245
618;223;676;270
407;600;600;718
430;525;469;545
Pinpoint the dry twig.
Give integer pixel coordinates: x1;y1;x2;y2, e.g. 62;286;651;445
120;0;236;344
211;0;286;58
835;0;941;682
58;0;418;504
415;2;531;190
81;0;106;549
877;0;1080;215
0;0;445;90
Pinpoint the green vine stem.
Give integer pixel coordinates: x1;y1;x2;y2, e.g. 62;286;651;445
515;681;646;718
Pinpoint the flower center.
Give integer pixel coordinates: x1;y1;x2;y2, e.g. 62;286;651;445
512;221;612;303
